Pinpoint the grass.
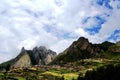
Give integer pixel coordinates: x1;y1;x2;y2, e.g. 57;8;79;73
16;77;26;80
99;52;120;60
63;73;78;80
0;72;3;76
42;71;62;77
0;57;119;80
42;71;78;80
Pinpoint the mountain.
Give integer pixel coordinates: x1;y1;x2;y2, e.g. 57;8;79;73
0;37;119;70
0;37;120;80
0;46;56;70
50;37;115;64
108;41;120;53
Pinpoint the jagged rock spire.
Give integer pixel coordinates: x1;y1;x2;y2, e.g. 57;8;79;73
20;47;26;53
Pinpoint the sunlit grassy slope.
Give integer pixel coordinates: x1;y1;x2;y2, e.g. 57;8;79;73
0;57;119;80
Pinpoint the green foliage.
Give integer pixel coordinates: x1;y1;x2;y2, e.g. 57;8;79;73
26;75;39;80
0;74;19;80
51;50;92;64
50;52;67;64
60;76;64;80
98;41;114;51
99;51;120;60
49;68;73;74
60;69;72;74
78;64;120;80
0;59;15;71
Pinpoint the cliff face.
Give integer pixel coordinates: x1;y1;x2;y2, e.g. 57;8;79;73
2;46;57;69
11;52;31;68
30;46;56;65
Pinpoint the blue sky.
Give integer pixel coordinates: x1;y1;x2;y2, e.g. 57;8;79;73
0;0;120;63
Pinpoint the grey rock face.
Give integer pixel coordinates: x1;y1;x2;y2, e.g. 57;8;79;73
31;46;56;65
11;46;57;68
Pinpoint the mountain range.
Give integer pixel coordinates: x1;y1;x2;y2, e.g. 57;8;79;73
0;37;120;70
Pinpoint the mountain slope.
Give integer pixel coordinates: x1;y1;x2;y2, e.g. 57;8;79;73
50;37;115;64
108;41;120;53
11;52;31;68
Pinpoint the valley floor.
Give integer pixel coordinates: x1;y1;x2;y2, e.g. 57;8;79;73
0;58;120;80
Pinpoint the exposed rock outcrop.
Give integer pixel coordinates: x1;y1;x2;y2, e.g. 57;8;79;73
2;46;57;69
11;52;31;68
30;46;56;65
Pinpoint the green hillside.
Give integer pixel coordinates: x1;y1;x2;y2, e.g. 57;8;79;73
50;37;117;65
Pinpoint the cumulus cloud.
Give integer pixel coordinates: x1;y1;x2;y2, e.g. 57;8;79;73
0;0;120;63
50;39;75;53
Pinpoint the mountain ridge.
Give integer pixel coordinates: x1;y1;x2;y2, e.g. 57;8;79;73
50;37;118;64
0;37;119;70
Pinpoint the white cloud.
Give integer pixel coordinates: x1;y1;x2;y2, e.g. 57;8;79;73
75;28;88;37
50;39;75;53
90;1;120;43
0;0;120;63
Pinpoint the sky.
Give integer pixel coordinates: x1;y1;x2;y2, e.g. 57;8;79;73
0;0;120;63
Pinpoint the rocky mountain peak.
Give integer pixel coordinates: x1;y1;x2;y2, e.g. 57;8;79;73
77;37;88;42
2;46;57;69
20;47;26;53
76;37;89;50
68;37;90;52
31;46;57;65
32;46;55;57
39;46;47;50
